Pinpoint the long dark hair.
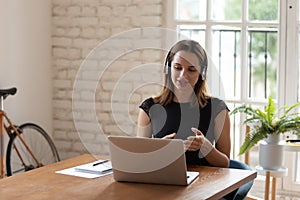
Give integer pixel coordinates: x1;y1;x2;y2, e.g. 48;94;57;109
154;40;210;108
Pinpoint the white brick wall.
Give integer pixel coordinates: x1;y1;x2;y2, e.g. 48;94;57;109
52;0;165;159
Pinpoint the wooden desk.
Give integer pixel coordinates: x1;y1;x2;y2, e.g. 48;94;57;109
0;154;257;200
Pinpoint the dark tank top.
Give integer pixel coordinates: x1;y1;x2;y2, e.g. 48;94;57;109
139;97;212;166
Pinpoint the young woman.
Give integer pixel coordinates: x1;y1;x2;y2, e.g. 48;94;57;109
137;40;253;199
137;39;230;167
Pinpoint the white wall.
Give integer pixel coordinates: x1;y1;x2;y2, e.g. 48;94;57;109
0;0;52;135
51;0;164;159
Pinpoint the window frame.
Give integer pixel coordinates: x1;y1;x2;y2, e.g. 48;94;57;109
166;0;300;192
282;0;300;190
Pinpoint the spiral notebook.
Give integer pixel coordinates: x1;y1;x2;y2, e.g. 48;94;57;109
74;160;112;175
56;159;112;178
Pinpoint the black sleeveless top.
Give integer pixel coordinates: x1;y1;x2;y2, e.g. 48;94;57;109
139;97;229;166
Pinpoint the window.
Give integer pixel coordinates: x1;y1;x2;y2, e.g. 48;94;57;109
167;0;300;192
283;0;300;191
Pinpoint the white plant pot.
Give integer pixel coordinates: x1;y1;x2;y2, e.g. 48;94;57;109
265;133;281;144
258;134;285;170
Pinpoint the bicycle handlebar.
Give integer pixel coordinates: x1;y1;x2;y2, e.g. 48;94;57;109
0;88;17;99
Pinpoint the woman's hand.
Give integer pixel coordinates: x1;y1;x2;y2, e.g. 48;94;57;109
162;133;176;139
183;128;201;151
183;127;213;156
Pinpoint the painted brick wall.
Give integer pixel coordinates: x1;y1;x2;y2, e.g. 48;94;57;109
52;0;168;159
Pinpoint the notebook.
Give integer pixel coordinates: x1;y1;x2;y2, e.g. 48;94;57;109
107;136;199;186
74;159;112;175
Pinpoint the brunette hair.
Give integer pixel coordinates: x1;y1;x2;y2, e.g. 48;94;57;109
153;40;210;108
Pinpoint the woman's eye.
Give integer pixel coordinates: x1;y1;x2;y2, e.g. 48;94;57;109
173;65;182;70
189;67;197;72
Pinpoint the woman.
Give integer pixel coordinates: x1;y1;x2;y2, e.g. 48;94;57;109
137;40;253;199
137;39;230;167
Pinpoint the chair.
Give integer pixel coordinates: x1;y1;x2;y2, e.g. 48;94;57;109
221;159;254;199
243;125;260;200
229;159;255;199
221;126;257;200
244;125;251;165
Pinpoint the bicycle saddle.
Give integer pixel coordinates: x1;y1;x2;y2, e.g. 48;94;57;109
0;87;17;99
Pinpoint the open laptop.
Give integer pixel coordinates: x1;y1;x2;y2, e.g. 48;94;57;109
107;136;199;186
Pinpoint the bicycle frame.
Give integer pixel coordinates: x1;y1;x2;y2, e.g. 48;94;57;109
0;96;42;178
0;96;5;178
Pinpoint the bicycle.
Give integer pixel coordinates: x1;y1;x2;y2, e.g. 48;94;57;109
0;87;60;178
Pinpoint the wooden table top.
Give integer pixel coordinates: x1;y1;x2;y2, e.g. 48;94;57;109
0;154;257;200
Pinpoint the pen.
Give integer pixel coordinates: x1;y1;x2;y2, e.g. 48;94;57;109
93;160;108;166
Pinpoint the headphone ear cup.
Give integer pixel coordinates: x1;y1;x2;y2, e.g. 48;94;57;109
201;66;207;80
163;50;172;74
163;61;169;74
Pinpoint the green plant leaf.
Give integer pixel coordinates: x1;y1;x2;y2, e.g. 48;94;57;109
283;101;300;115
231;96;300;155
238;127;267;155
265;96;275;123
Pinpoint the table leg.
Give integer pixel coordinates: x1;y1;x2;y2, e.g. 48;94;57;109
265;171;270;200
271;176;276;200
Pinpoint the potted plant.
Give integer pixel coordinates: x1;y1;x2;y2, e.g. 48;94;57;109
231;96;300;169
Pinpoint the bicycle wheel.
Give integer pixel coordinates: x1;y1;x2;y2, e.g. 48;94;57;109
6;123;60;176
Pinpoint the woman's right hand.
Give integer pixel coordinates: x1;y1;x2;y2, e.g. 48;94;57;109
162;133;176;139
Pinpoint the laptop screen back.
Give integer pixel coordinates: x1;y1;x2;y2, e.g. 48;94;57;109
108;136;198;185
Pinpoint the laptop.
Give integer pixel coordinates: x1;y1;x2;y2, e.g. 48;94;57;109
107;136;199;186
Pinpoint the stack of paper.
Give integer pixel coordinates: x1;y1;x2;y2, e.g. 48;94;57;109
74;160;112;175
56;160;113;179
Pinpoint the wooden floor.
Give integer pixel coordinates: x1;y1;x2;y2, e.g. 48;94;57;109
248;177;300;200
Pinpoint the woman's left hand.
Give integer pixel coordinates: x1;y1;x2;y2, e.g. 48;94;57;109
183;127;203;151
183;127;213;156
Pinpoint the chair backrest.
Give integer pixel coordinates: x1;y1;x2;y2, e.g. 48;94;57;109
244;125;251;165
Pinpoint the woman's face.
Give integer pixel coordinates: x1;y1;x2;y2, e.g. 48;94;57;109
170;51;200;92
